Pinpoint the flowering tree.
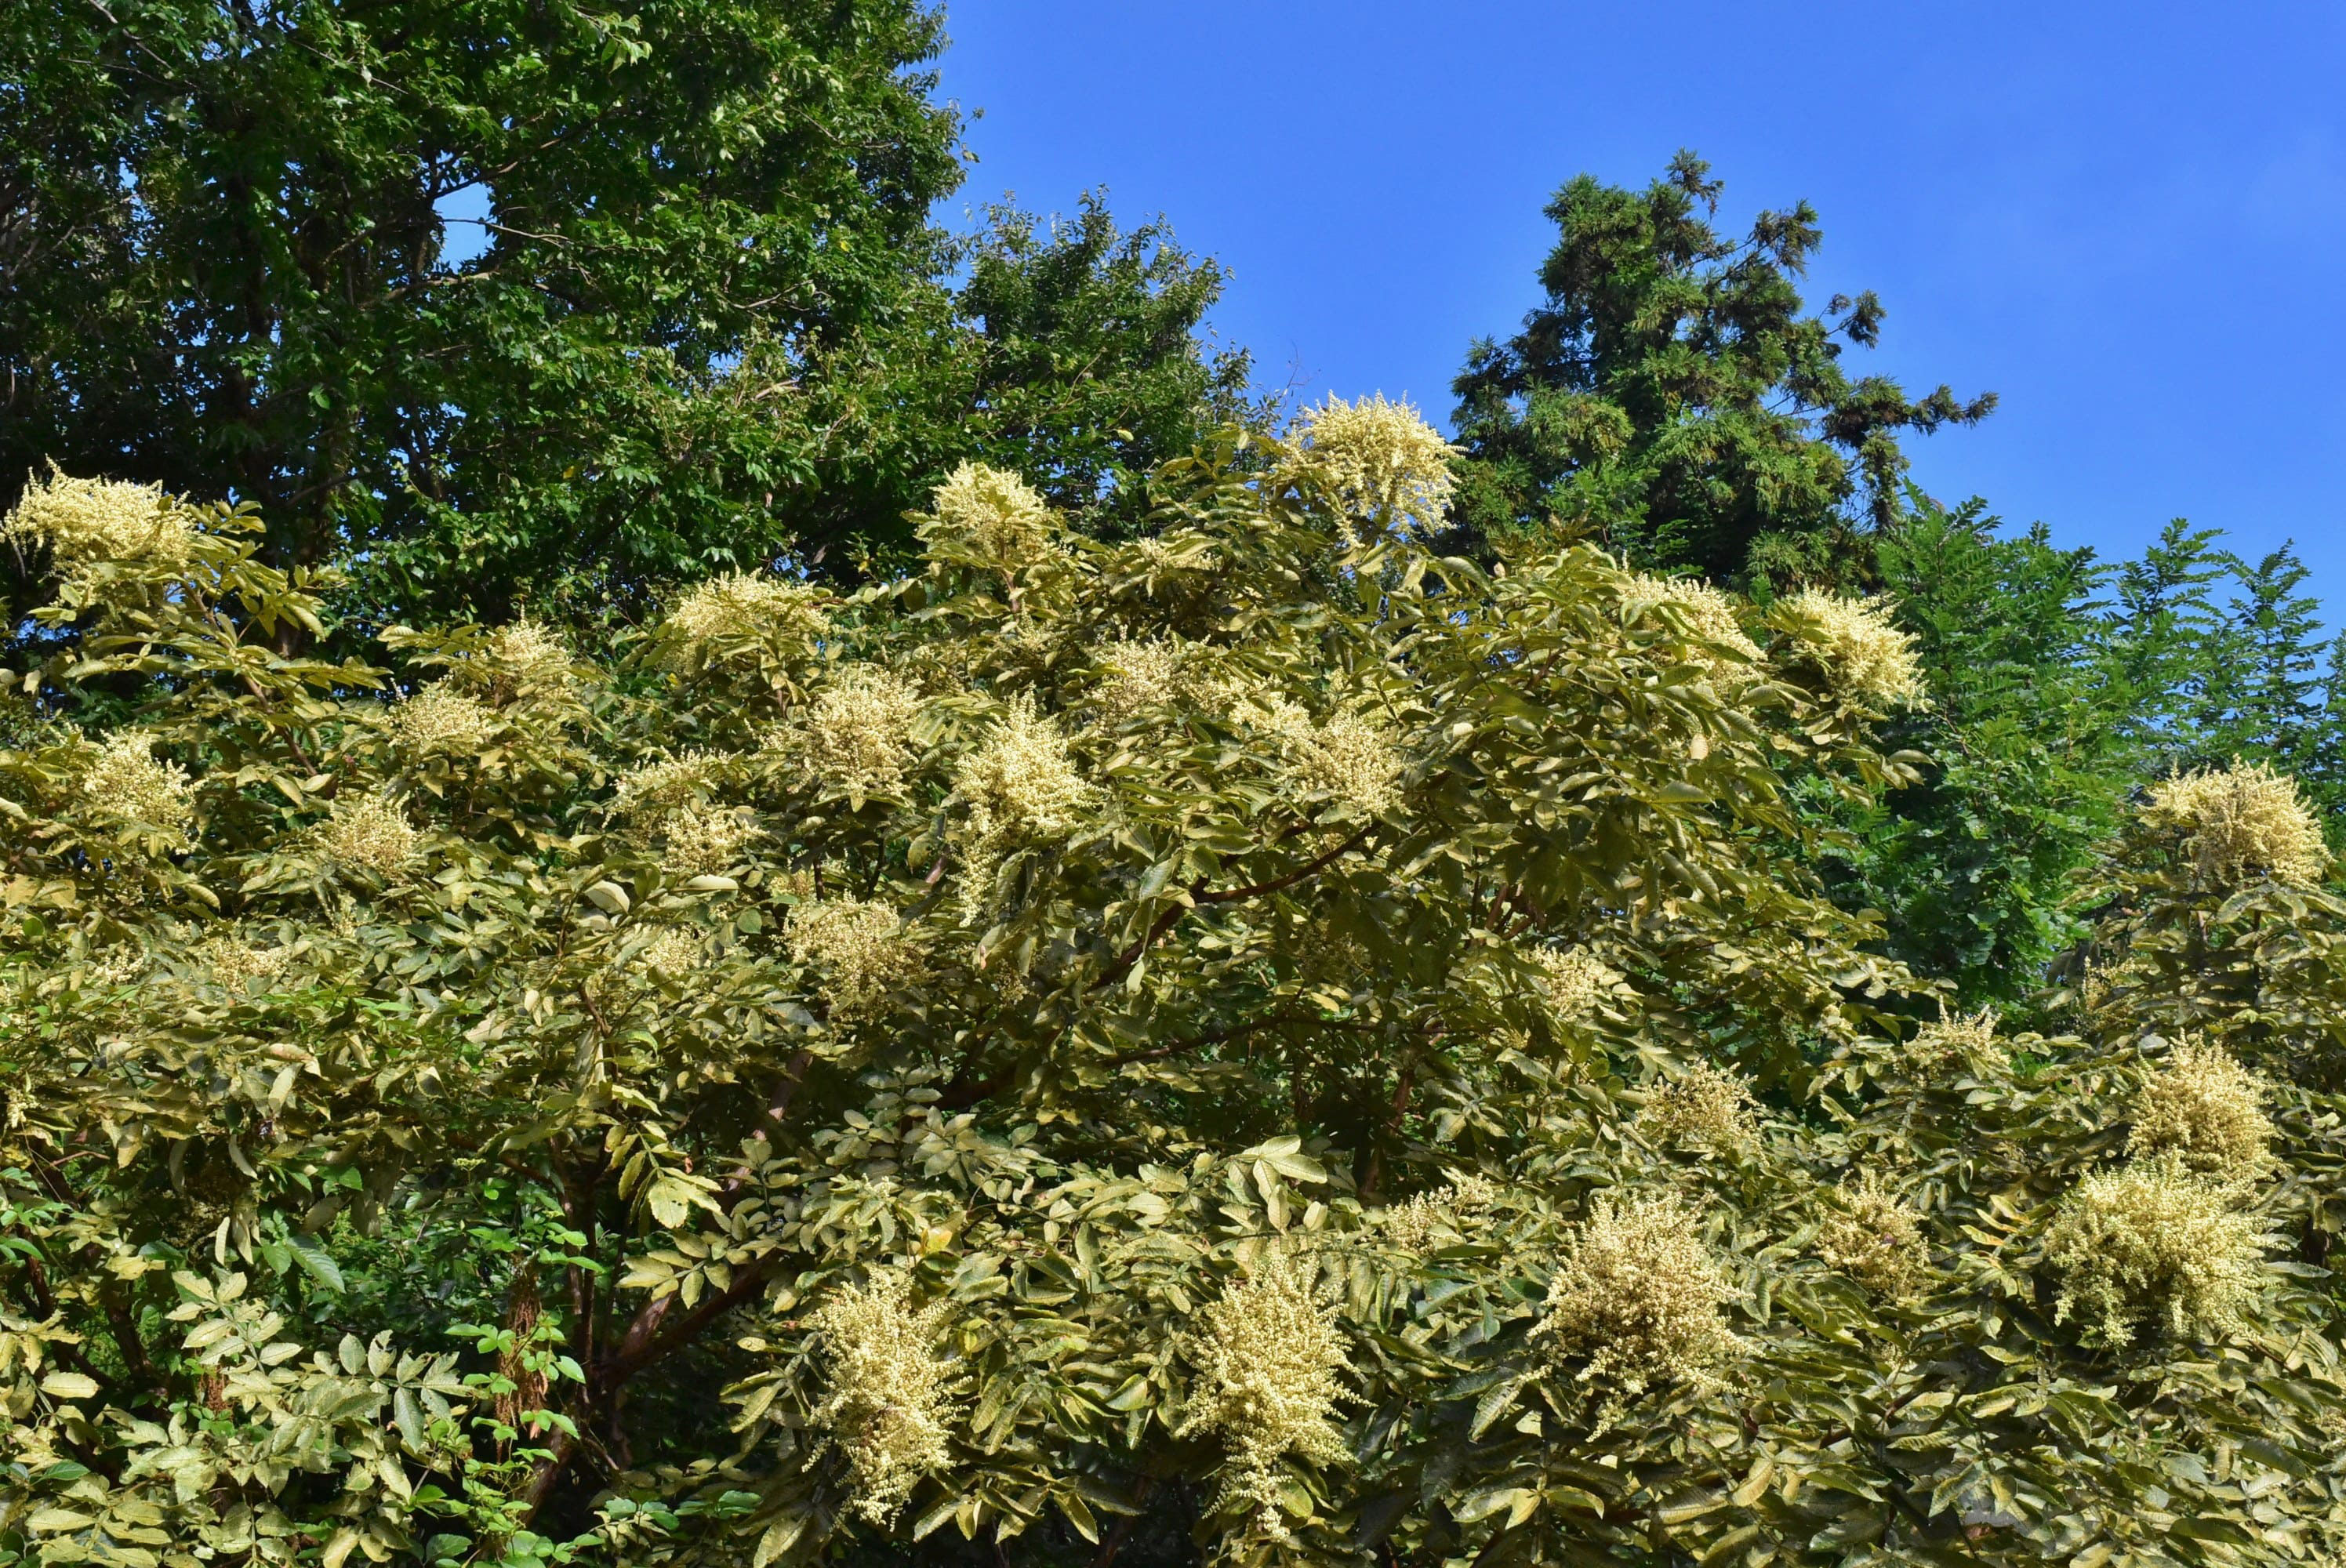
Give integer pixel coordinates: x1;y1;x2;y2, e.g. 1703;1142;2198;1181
2;406;2344;1568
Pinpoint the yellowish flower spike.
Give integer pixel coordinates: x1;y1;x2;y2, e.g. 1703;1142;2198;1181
314;793;420;877
1177;1251;1353;1542
951;698;1094;850
1529;945;1621;1028
919;462;1061;579
786;898;919;1023
2128;1036;2271;1181
386;683;500;757
1536;1192;1740;1403
1625;575;1761;667
2143;761;2328;887
1247;697;1404;818
82;731;194;837
2;467;192;572
1640;1060;1760;1152
1382;1174;1502;1252
771;666;925;800
666;572;829;649
808;1271;961;1525
1905;1005;1999;1074
1291;393;1458;535
1785;589;1923;706
1816;1171;1930;1295
2045;1159;2264;1345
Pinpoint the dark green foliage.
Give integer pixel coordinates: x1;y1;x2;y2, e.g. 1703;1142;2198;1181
0;3;1247;635
1450;151;1994;583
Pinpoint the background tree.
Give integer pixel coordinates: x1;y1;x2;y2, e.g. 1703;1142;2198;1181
1449;151;1994;584
0;2;1249;637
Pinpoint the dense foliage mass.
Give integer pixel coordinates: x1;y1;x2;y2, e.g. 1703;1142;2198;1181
0;2;1247;632
10;10;2346;1563
5;405;2346;1568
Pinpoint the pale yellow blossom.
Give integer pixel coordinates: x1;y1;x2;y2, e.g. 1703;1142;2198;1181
1291;394;1457;535
952;699;1095;851
1625;575;1760;667
2046;1158;2264;1345
809;1271;961;1525
314;793;419;877
2;467;191;572
1641;1060;1760;1152
386;684;499;757
786;898;918;1022
920;463;1060;581
1535;1192;1740;1402
1529;946;1619;1027
1785;590;1923;706
2144;762;2327;887
1383;1174;1501;1252
666;572;828;649
1178;1250;1353;1541
2129;1036;2270;1181
771;666;924;800
1816;1172;1929;1295
82;731;193;836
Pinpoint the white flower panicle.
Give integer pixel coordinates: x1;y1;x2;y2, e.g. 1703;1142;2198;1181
786;898;918;1023
196;931;295;992
1641;1060;1761;1151
3;468;192;572
1536;1192;1740;1402
809;1271;960;1525
657;806;759;877
1625;575;1761;667
2144;762;2328;887
1242;695;1404;818
463;619;576;698
1091;637;1204;726
666;572;829;649
612;751;728;820
1785;590;1923;706
920;463;1060;580
2128;1036;2271;1181
386;683;499;757
314;793;420;877
1816;1172;1929;1295
1383;1174;1502;1252
772;666;924;800
1178;1251;1354;1541
1906;1005;1999;1073
2046;1159;2264;1345
635;927;704;982
1291;394;1458;535
952;699;1095;850
1530;946;1620;1027
82;731;194;836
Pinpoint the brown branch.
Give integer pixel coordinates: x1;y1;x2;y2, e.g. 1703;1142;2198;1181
1095;826;1377;993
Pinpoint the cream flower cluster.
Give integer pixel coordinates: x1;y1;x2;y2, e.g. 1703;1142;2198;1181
1530;946;1620;1027
1641;1060;1760;1151
1244;697;1404;818
1625;575;1760;667
458;619;576;699
809;1271;960;1525
920;463;1060;581
1291;394;1458;535
386;683;499;757
197;930;295;992
951;699;1095;851
1536;1192;1739;1403
2;469;191;572
82;732;194;836
771;666;924;800
1178;1251;1353;1541
1091;638;1205;726
634;927;704;983
2127;1036;2270;1181
609;753;759;874
1905;1005;1999;1073
1383;1174;1502;1252
786;898;918;1023
666;572;829;648
314;793;419;877
1785;590;1923;706
1815;1172;1929;1295
2045;1159;2264;1345
2144;762;2328;887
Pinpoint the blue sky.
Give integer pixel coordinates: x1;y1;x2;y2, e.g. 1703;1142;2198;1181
938;2;2346;590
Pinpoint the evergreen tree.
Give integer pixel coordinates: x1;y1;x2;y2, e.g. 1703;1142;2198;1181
1449;151;1993;583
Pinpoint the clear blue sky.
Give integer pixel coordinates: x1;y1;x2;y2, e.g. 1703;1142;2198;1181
937;2;2346;589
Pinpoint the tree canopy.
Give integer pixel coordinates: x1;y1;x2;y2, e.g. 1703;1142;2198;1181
5;419;2345;1566
0;2;1248;636
1450;151;1995;584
